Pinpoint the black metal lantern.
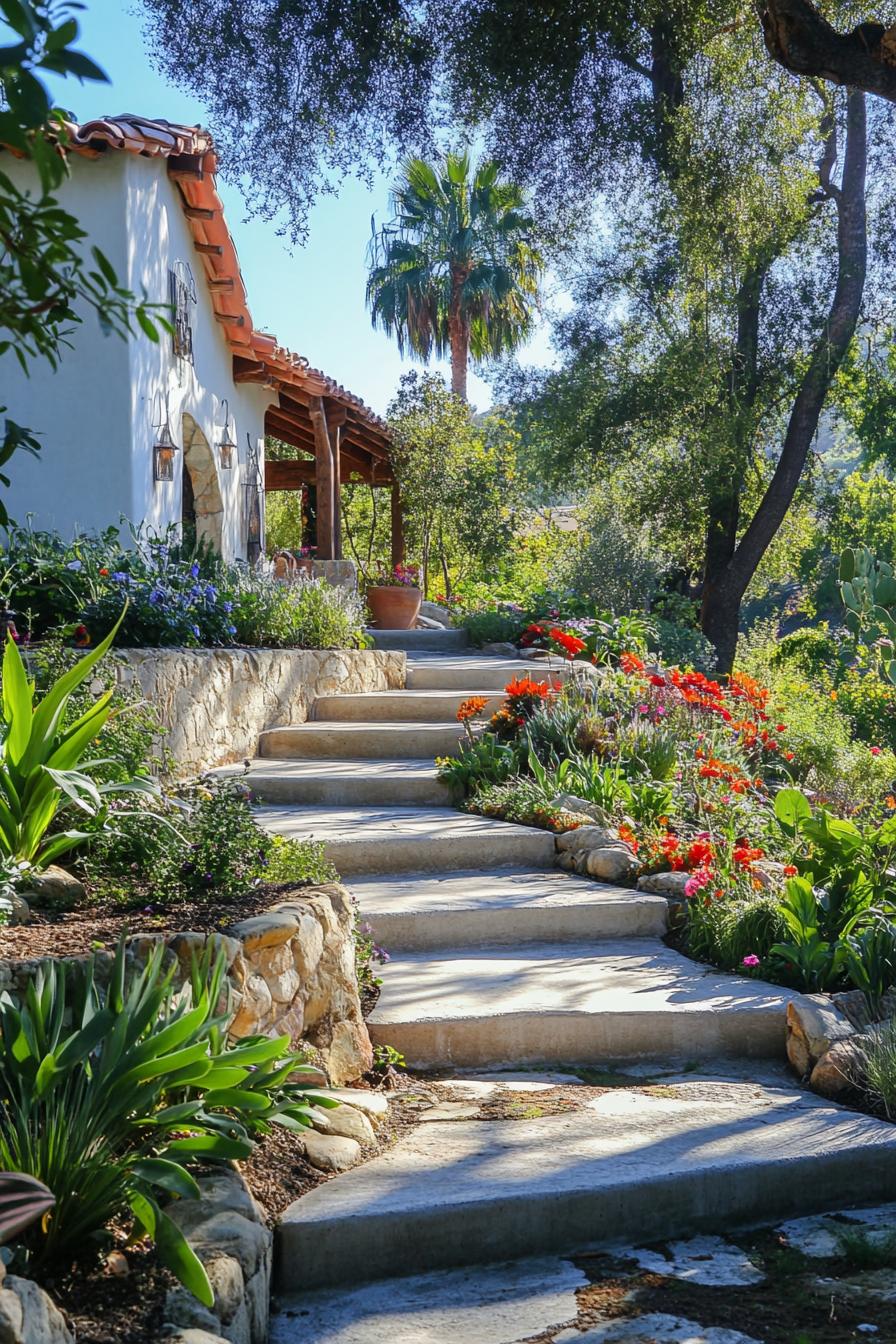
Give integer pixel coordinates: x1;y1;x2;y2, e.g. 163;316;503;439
243;433;263;564
218;398;236;469
151;392;178;483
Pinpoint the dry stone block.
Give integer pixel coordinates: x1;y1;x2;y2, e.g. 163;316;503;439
810;1035;871;1098
585;848;639;882
637;872;691;898
311;1102;376;1144
0;1275;73;1344
229;913;298;953
786;995;858;1078
114;647;405;777
301;1128;363;1172
556;826;622;854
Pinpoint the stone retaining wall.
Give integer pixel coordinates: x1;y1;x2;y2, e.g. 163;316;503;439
114;648;405;776
0;884;372;1086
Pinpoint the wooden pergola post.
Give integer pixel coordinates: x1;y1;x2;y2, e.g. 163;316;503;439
309;396;334;559
391;483;406;568
326;405;348;562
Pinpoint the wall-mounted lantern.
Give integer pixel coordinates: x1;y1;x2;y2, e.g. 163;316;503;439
217;398;236;469
243;433;263;564
151;392;178;482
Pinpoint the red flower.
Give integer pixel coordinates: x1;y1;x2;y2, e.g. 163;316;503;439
783;864;798;877
686;838;714;870
649;673;666;687
548;627;587;659
619;651;646;675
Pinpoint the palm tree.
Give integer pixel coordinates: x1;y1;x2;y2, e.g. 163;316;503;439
366;151;544;401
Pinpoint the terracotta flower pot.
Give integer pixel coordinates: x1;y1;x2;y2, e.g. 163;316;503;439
366;585;422;629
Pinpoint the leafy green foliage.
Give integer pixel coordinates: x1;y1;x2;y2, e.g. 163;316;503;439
387;372;517;597
0;940;332;1294
0;1172;54;1246
0;613;157;869
0;520;366;649
82;774;335;911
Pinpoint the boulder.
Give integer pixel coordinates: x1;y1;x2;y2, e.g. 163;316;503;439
0;892;32;926
549;794;611;826
300;1128;362;1173
481;642;519;657
310;1101;375;1145
786;995;857;1078
420;600;452;626
637;871;691;898
17;865;85;910
584;848;640;882
556;825;623;854
809;1035;870;1098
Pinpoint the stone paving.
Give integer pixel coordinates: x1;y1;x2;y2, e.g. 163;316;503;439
259;643;896;1339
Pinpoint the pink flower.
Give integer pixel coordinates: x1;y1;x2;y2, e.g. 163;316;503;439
871;746;882;756
742;954;760;968
684;867;711;898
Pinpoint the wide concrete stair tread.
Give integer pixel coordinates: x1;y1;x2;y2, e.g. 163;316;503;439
349;868;668;949
367;941;801;1066
258;721;465;759
276;1077;896;1288
406;654;570;690
242;758;449;807
313;689;505;722
367;628;469;651
255;805;556;875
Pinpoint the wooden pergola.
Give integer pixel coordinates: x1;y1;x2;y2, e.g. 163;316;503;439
233;354;404;564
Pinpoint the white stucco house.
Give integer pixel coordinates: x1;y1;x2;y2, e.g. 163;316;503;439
0;115;397;564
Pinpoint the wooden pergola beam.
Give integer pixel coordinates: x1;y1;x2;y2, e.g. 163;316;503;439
265;458;315;490
309;396;335;560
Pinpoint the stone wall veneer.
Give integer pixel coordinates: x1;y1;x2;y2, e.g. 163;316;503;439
0;884;373;1086
114;648;405;776
159;1168;271;1344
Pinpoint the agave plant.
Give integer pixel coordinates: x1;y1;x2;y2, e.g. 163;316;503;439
0;609;156;868
0;938;334;1303
0;1172;54;1245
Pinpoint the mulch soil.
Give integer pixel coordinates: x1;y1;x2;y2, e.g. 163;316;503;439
36;1228;173;1344
0;881;315;961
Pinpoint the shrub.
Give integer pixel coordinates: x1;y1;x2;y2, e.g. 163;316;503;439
546;495;659;615
685;893;788;971
863;1020;896;1118
263;833;339;886
649;618;714;672
0;616;157;871
459;606;525;647
0;940;332;1297
228;573;366;649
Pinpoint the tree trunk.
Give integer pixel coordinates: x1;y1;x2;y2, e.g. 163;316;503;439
762;2;896;104
701;89;868;673
449;267;470;400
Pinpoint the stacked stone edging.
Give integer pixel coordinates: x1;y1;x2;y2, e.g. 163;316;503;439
0;884;372;1086
159;1168;271;1344
114;648;405;776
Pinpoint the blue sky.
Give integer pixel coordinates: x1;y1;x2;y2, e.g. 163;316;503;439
45;0;560;415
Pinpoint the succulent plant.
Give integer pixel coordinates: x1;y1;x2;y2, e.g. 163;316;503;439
839;547;896;684
0;1172;54;1246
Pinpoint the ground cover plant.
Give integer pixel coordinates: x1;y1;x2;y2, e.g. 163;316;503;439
439;637;896;1025
0;520;366;649
0;938;334;1303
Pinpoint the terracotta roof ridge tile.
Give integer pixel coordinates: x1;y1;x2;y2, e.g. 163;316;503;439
36;113;389;444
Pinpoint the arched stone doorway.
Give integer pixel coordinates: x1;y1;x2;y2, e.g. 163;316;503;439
182;413;224;555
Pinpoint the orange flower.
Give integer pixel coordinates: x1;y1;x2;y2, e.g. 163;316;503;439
617;823;639;853
457;696;489;723
619;651;646;675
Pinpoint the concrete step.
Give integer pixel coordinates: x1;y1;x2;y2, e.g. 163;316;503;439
276;1074;896;1289
349;869;668;951
258;721;466;760
243;759;450;808
313;690;504;723
255;805;556;876
406;654;568;691
367;941;801;1068
367;628;470;651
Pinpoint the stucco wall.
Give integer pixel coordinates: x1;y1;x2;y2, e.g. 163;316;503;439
0;152;272;561
123;155;271;562
115;647;405;775
0;154;135;538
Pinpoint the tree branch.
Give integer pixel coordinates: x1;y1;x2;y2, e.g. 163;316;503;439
762;1;896;103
